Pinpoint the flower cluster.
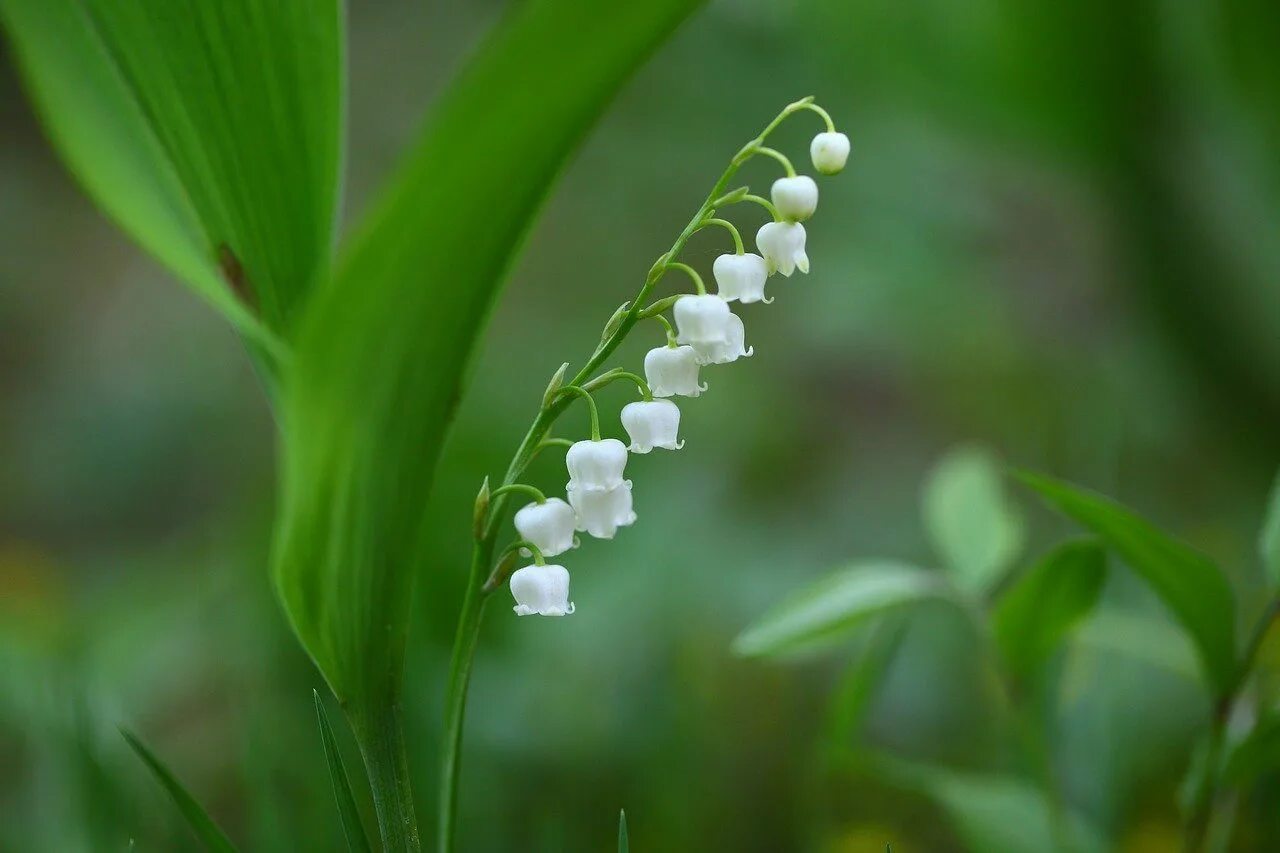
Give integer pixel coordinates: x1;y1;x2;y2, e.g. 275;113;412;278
483;100;848;617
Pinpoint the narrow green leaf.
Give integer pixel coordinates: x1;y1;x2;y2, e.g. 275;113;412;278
733;561;951;658
824;619;909;747
120;729;237;853
1223;713;1280;785
1018;471;1237;693
313;691;372;853
992;539;1107;676
617;809;629;853
273;0;703;707
1260;469;1280;588
922;446;1026;594
1;0;343;347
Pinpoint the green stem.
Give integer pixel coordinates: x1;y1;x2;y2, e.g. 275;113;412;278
739;194;781;221
665;261;706;295
488;483;547;504
698;217;745;254
798;101;836;132
349;701;421;852
553;385;600;440
751;145;796;177
650;313;678;347
435;100;815;853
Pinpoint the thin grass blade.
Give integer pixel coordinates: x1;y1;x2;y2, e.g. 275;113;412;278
314;691;373;853
120;729;237;853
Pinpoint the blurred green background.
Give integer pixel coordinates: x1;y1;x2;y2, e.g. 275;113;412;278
2;0;1279;849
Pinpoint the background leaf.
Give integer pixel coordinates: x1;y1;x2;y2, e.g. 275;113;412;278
1260;469;1280;588
121;729;238;853
618;809;628;853
992;539;1107;676
1018;471;1237;693
733;562;952;658
272;0;703;709
922;446;1026;594
314;691;372;853
0;0;343;355
1223;713;1280;785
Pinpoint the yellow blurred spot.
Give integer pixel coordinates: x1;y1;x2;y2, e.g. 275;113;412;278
827;824;906;853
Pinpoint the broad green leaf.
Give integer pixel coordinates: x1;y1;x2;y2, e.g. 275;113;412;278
314;691;372;853
922;446;1026;594
992;539;1107;676
1071;609;1202;684
733;562;951;658
1018;471;1237;693
272;0;704;708
121;729;238;853
1;0;343;354
871;755;1105;853
1260;469;1280;588
618;809;629;853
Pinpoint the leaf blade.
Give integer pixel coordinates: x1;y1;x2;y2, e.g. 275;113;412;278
1017;471;1237;693
313;691;373;853
120;729;238;853
992;539;1107;676
1260;468;1280;588
618;809;629;853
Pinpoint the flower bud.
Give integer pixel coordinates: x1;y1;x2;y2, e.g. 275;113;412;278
621;399;683;453
756;221;809;277
565;438;628;491
513;498;577;557
810;131;850;175
691;312;753;365
712;253;770;304
770;175;818;222
674;294;731;346
510;563;575;616
568;480;636;539
644;345;707;398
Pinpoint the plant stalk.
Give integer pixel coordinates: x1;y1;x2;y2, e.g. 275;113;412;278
349;700;421;852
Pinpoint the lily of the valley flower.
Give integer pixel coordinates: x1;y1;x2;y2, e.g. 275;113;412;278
621;399;683;453
513;498;577;557
645;345;707;398
692;312;753;365
712;253;770;304
810;131;850;175
770;175;818;222
566;437;628;491
510;563;575;616
756;221;809;277
674;294;731;346
568;480;636;539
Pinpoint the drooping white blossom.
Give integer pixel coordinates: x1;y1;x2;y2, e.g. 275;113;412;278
513;498;577;557
510;563;575;616
644;345;707;398
770;175;818;222
674;294;732;346
621;399;683;453
565;438;628;491
712;253;770;304
810;131;850;175
756;221;809;277
568;480;636;539
691;312;753;365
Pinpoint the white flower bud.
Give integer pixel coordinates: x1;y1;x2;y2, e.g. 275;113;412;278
770;175;818;222
565;438;628;491
712;253;770;304
513;498;577;557
756;221;809;277
810;131;850;175
644;345;707;398
510;563;575;616
568;480;636;539
674;294;731;346
692;312;753;365
621;399;683;453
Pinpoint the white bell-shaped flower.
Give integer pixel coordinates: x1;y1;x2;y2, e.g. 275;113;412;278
568;480;636;539
565;438;628;491
712;253;770;304
510;562;575;616
621;399;683;453
674;294;732;346
513;498;577;558
644;345;707;398
756;221;809;277
771;175;818;222
692;312;754;365
810;131;850;175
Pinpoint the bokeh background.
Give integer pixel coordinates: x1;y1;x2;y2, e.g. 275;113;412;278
3;0;1279;849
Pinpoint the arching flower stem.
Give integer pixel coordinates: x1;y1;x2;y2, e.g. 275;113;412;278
698;217;745;254
751;145;797;177
583;367;654;401
552;385;601;441
798;101;836;133
488;483;548;505
738;193;782;221
665;261;706;295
